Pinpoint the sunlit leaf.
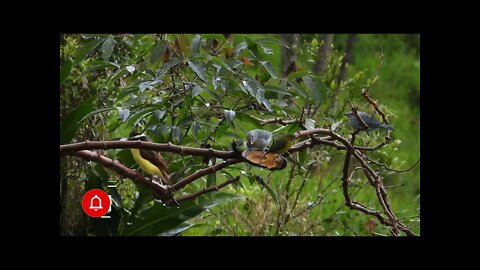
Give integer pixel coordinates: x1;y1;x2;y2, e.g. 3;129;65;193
192;85;204;97
235;41;248;56
224;110;236;122
154;110;166;120
207;173;216;188
118;108;130;122
260;61;278;79
126;65;136;74
305;118;316;130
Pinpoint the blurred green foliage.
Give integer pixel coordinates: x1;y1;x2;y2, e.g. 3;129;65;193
60;33;420;236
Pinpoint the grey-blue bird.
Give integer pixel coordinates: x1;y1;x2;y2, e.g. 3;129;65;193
246;129;272;151
344;112;395;132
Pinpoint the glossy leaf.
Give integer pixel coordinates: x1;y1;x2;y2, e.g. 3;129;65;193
303;75;321;105
192;85;204;97
305;118;316;130
235;41;248;56
287;70;309;80
188;60;207;82
260;61;278;79
101;36;116;61
224;110;236;122
154;110;166;120
118;108;130;122
191;35;202;54
157;57;182;78
256;38;288;48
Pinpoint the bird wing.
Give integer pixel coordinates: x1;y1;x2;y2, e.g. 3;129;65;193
139;149;171;185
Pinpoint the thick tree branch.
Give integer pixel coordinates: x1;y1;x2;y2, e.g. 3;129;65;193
60;140;239;160
69;150;174;201
176;176;240;203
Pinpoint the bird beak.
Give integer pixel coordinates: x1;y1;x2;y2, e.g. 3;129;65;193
344;113;349;116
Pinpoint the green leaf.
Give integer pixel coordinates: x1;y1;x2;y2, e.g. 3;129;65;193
159;223;196;236
235;41;248;56
150;40;167;65
256;42;273;54
256;38;289;48
305;118;316;130
303;75;321;105
287;70;310;80
224;110;236;122
77;107;116;125
101;36;116;61
123;192;243;236
255;177;279;205
207;173;216;188
212;56;234;73
188;60;207;82
177;34;190;58
215;122;230;141
260;61;278;79
299;148;307;165
190;35;202;54
172;126;183;143
154;110;166;120
289;80;309;99
191;121;199;138
157;57;182;78
192;85;204;97
60;59;73;84
126;107;159;126
60;96;95;144
74;38;105;65
236;113;262;129
263;85;292;96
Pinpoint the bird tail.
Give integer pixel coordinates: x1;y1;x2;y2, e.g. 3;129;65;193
381;124;395;131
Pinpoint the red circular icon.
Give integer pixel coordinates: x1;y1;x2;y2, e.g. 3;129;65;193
82;189;111;218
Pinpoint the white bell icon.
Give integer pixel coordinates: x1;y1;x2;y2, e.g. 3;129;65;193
89;195;103;211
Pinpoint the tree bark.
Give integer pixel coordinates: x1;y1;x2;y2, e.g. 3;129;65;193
336;34;357;84
281;34;298;76
313;34;334;74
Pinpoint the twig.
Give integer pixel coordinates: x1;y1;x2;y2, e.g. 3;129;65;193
173;159;242;190
176;176;240;202
347;101;369;130
365;156;420;173
361;89;390;125
251;116;300;126
364;44;384;93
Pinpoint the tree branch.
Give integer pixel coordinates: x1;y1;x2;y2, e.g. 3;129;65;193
251;116;301;126
175;176;240;203
173;159;242;190
60;140;240;160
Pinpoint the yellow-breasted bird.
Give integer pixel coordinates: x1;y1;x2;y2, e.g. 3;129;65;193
128;131;172;186
267;134;296;155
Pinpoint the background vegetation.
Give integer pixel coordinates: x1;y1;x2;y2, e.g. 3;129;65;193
60;33;420;236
